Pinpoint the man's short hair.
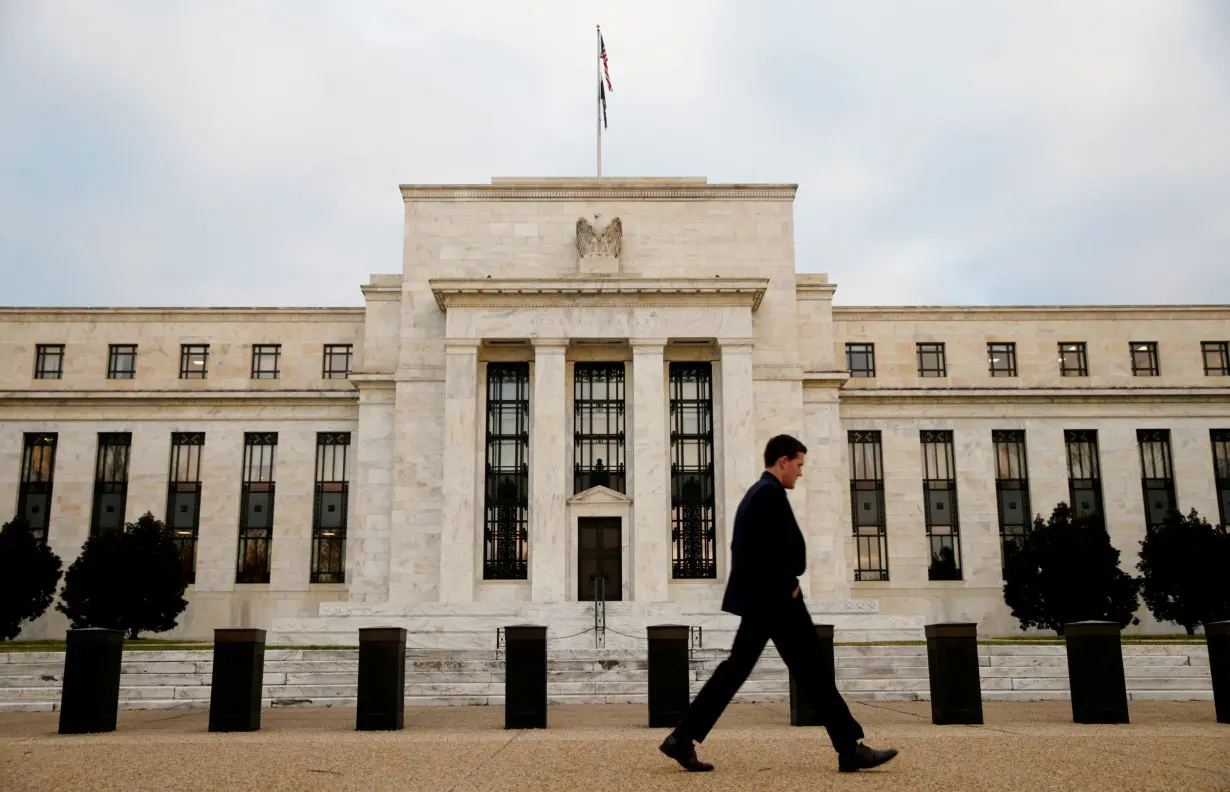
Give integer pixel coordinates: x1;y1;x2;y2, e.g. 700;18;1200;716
763;434;808;468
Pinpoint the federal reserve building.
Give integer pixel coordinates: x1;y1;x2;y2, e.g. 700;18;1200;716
3;177;1229;647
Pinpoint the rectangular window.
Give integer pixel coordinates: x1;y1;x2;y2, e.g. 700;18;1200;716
311;432;350;583
992;430;1031;573
90;432;132;536
237;432;277;583
916;343;946;377
17;433;58;545
988;342;1017;377
1210;430;1229;530
34;345;64;380
1065;430;1104;529
166;433;204;582
251;344;281;379
670;362;716;579
107;344;137;379
1137;429;1176;529
1059;342;1088;376
849;430;888;581
573;362;626;494
1203;342;1229;376
1131;342;1159;376
322;344;353;379
921;430;961;580
179;344;209;379
483;363;529;580
845;343;876;378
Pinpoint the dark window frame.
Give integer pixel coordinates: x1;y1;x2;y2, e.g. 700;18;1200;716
179;344;209;379
322;344;353;379
483;363;530;580
1065;429;1104;529
251;344;281;379
670;362;717;579
17;432;58;545
921;430;962;580
34;344;64;380
916;342;947;377
1059;342;1088;377
992;430;1031;575
107;344;137;379
1137;429;1176;530
166;432;205;583
1202;341;1229;376
845;343;876;378
237;432;277;584
1131;342;1160;377
1210;430;1230;530
573;362;626;494
311;432;350;584
988;342;1017;377
849;430;889;581
90;432;132;536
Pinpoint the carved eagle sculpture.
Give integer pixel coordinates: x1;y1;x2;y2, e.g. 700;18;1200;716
575;216;622;258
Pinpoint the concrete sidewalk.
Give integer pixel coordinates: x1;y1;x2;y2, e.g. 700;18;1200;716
0;701;1226;791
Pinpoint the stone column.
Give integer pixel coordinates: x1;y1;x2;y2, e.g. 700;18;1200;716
530;338;569;602
438;339;480;603
346;375;395;601
719;339;758;575
632;340;670;602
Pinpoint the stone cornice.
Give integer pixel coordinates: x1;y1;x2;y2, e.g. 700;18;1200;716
833;305;1230;322
0;307;364;323
401;182;797;202
802;371;852;388
0;390;360;407
429;277;768;312
836;387;1230;404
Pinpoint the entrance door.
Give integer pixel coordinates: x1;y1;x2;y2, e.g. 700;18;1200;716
578;517;622;601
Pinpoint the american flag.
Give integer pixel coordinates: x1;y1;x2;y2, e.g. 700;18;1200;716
599;31;611;128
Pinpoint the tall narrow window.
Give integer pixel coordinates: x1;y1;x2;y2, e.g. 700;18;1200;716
1212;430;1230;529
311;432;350;583
251;344;281;379
1203;342;1229;376
1137;429;1176;529
91;432;131;536
483;363;529;579
179;345;209;379
322;344;353;379
107;344;137;379
916;343;947;377
992;430;1031;573
166;433;204;582
1059;342;1088;376
1131;342;1159;376
921;430;961;580
988;343;1017;377
34;345;64;379
670;362;716;579
846;343;876;378
1065;430;1104;529
17;433;58;545
573;362;626;493
237;432;277;583
849;430;888;581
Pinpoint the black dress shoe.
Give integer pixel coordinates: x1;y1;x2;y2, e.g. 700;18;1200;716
838;743;899;773
659;734;714;772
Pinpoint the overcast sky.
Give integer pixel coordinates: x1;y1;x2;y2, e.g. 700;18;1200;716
2;1;1228;308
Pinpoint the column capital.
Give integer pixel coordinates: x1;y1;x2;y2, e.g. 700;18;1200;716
530;337;570;350
630;338;669;352
443;338;481;352
718;337;756;354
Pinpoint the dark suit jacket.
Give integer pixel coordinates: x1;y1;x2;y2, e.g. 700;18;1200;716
721;471;807;617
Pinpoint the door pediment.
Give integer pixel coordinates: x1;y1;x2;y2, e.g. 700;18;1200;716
568;485;632;505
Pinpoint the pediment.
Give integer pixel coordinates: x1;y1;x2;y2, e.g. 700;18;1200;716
568;485;633;505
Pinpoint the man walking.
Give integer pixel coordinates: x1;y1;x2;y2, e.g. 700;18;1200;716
659;434;899;773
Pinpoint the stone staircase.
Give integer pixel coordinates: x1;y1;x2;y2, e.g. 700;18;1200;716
0;644;1211;713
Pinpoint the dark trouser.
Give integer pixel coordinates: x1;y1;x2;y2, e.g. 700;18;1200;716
672;596;864;753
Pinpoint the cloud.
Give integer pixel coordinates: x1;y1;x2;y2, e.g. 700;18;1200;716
1;0;1227;307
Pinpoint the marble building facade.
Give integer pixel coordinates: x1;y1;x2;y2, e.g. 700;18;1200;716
2;177;1228;644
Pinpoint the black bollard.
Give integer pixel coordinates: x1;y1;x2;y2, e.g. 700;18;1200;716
789;624;835;726
1064;621;1128;724
209;628;266;732
1206;620;1230;724
925;622;984;725
504;625;547;729
58;628;124;734
357;627;407;731
647;625;691;728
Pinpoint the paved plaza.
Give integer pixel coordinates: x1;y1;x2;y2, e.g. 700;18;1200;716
0;701;1225;791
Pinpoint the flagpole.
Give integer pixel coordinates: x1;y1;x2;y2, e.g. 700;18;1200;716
596;24;602;183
